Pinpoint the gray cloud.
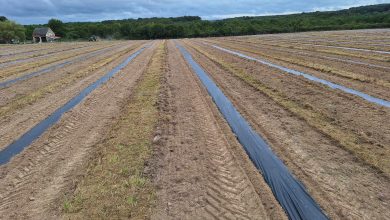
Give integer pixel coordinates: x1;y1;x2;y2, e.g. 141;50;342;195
0;0;387;24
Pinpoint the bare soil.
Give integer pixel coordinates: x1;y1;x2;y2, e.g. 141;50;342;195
0;42;124;81
0;42;156;219
185;40;390;176
0;30;388;219
150;41;286;219
182;40;390;219
62;41;165;219
0;42;139;107
204;39;390;100
0;43;145;151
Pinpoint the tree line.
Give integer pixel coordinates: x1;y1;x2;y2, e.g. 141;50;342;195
1;4;390;43
0;16;25;43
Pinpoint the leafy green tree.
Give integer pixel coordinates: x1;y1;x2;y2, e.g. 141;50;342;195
48;18;65;37
0;16;7;22
22;4;390;41
0;20;25;43
65;31;80;40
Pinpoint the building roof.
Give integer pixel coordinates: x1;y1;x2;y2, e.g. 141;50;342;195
32;27;55;37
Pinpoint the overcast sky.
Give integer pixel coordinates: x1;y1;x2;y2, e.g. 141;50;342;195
0;0;388;24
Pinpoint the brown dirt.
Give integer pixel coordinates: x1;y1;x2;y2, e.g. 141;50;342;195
237;29;390;50
0;42;104;65
0;42;124;80
186;40;390;176
0;42;156;219
0;30;388;219
214;38;390;81
150;40;286;219
62;41;165;219
0;43;146;151
204;39;390;101
0;42;119;63
0;42;139;107
232;31;390;62
0;43;79;57
182;40;390;219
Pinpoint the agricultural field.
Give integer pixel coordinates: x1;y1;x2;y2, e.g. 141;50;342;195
0;29;389;219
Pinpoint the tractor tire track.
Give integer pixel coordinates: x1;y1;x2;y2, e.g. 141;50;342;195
151;40;286;220
183;41;390;219
186;41;390;175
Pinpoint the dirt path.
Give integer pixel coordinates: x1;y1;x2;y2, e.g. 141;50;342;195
0;43;157;219
150;40;286;219
182;40;390;219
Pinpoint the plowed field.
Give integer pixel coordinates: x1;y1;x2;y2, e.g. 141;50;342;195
0;29;389;219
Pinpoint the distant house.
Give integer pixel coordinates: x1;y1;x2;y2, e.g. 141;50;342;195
32;27;59;43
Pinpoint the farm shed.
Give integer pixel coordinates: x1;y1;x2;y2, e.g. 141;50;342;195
32;27;59;43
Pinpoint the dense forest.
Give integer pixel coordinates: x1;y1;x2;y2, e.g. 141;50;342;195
1;4;390;42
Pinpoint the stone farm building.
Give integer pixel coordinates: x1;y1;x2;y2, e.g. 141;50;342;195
32;27;59;43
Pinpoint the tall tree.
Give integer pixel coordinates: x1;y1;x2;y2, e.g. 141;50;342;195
48;18;65;37
0;19;25;43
